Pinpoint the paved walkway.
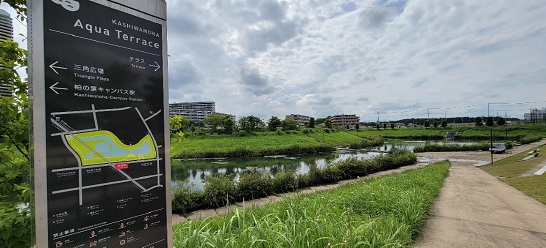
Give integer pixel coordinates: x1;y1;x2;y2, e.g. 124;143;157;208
416;140;546;247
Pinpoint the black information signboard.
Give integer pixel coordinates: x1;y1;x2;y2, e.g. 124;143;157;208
39;1;169;247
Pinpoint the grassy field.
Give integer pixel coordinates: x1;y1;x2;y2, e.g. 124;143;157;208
349;124;546;140
305;128;363;146
173;161;450;247
480;145;546;204
171;132;323;158
171;130;364;158
171;124;546;158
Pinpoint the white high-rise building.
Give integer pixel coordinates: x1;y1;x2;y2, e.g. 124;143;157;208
0;9;13;40
0;9;14;97
168;101;216;122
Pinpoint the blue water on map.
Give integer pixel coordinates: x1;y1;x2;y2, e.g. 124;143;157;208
81;136;151;158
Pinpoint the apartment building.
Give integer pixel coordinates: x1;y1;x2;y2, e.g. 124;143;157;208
286;114;310;126
169;101;215;122
331;114;360;129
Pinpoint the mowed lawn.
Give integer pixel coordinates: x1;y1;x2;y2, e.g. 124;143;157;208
480;145;546;204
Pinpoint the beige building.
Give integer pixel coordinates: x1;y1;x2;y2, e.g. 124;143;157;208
331;114;360;129
286;114;311;127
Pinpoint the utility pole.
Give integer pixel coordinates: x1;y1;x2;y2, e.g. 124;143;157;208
427;107;430;121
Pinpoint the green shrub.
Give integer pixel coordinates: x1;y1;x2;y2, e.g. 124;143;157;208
319;165;343;183
295;173;311;188
172;182;205;214
271;170;297;193
335;157;367;178
324;128;331;133
203;174;236;208
520;135;541;144
276;129;283;135
237;170;272;200
307;163;322;186
0;204;31;248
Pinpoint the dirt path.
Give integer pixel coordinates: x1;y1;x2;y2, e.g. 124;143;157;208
416;140;546;247
172;162;429;225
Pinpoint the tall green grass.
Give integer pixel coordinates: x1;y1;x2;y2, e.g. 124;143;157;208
173;161;450;247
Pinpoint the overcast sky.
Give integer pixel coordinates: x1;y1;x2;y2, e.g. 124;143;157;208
4;0;546;121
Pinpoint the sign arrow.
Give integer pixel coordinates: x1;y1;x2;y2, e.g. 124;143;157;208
149;61;160;72
49;61;68;74
50;82;68;94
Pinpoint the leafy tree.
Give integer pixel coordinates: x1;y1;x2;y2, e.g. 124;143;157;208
203;113;223;132
376;123;380;130
282;119;298;131
324;117;332;129
390;123;395;129
315;118;325;125
424;120;430;128
190;123;196;133
222;115;234;134
238;115;262;133
383;123;387;129
475;117;483;126
433;121;438;128
0;37;31;247
169;115;189;133
307;117;315;128
485;117;494;127
497;117;506;126
441;120;448;128
268;116;282;131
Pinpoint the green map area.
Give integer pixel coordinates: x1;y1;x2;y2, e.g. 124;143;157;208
65;130;157;165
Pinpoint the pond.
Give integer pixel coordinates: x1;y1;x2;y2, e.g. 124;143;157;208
171;139;480;190
171;150;381;190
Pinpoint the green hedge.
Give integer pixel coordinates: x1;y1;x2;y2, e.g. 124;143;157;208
172;150;417;214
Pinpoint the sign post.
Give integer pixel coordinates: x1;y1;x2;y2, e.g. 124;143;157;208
29;1;171;247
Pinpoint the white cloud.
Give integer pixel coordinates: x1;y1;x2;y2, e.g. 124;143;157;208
5;1;545;121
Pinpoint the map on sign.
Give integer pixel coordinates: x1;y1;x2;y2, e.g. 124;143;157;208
50;105;163;206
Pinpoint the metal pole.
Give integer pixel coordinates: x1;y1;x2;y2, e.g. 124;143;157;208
490;128;493;165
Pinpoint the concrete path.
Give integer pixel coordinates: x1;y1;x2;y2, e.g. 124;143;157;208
416;140;546;247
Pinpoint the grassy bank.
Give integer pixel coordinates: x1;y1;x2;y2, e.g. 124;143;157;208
305;128;362;146
171;129;377;159
171;124;544;158
480;145;546;204
173;161;450;247
171;132;333;159
350;124;546;140
172;150;417;214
